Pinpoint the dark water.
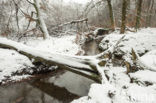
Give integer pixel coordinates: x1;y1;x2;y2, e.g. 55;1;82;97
0;72;94;103
0;40;101;103
82;40;102;56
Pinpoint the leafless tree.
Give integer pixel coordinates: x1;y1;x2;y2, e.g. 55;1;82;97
106;0;115;30
135;0;143;31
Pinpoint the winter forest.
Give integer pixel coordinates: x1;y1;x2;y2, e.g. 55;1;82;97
0;0;156;103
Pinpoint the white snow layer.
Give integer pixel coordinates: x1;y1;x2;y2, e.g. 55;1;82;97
130;70;156;84
0;49;33;83
140;51;156;71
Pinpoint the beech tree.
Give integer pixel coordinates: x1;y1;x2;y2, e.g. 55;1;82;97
146;0;154;27
26;0;50;39
106;0;115;31
33;0;50;39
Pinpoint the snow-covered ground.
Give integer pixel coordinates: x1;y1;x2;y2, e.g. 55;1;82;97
21;35;79;55
72;66;156;103
0;49;33;84
0;35;79;84
72;28;156;103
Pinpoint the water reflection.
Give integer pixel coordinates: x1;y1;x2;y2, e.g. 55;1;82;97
31;79;79;103
0;71;93;103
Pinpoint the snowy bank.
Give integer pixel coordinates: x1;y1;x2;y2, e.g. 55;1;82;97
72;28;156;103
72;66;156;103
100;28;156;63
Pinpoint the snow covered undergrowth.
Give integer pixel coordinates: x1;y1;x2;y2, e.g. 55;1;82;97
72;28;156;103
0;35;79;84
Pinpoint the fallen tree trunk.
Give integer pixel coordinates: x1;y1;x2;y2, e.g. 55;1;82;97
0;38;100;83
51;18;88;31
0;35;126;84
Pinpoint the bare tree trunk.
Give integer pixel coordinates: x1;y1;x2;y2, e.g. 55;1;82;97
120;0;128;34
33;0;50;39
135;0;143;31
106;0;115;31
93;0;102;26
146;0;154;27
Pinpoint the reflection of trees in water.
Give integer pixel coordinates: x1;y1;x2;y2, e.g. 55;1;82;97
0;83;33;103
12;84;33;103
31;80;79;103
0;78;79;103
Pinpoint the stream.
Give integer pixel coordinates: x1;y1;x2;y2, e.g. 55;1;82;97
0;40;101;103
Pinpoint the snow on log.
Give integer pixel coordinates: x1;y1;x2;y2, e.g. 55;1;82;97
0;38;100;82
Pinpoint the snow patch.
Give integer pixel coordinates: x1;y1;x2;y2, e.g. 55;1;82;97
0;49;33;83
130;70;156;84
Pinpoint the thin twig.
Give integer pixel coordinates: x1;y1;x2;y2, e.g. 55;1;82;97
26;0;35;5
